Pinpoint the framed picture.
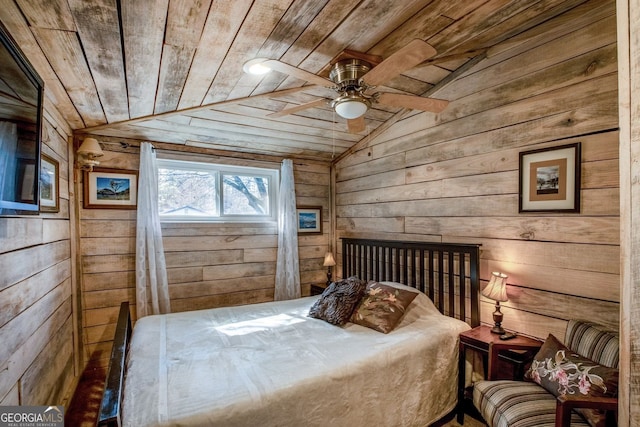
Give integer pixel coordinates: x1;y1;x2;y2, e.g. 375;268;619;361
519;142;581;213
40;154;59;212
84;167;138;209
297;206;322;234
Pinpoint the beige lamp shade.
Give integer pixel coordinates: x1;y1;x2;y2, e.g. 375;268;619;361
482;271;508;302
77;137;104;157
323;252;336;267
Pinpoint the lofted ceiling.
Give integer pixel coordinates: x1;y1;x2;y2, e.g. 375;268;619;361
0;0;589;162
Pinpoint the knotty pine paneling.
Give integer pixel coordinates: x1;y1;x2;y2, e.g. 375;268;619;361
79;148;331;368
0;108;75;407
335;1;619;341
20;316;75;405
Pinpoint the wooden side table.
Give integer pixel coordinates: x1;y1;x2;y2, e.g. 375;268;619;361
310;283;328;296
456;325;543;423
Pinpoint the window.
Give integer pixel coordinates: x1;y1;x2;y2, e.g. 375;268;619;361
157;159;278;222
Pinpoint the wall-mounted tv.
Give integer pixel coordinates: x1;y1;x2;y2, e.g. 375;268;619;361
0;21;43;216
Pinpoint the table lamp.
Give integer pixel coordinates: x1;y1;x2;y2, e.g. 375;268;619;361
482;271;508;334
323;252;336;286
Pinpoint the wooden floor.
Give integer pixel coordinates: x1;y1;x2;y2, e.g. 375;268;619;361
64;366;487;427
65;366;107;427
438;413;486;427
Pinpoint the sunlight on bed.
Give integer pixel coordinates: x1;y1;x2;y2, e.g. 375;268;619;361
213;313;307;336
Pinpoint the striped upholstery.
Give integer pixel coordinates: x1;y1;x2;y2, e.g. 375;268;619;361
473;381;590;427
472;321;619;427
564;320;619;368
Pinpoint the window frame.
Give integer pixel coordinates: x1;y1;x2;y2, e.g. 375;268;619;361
157;158;279;223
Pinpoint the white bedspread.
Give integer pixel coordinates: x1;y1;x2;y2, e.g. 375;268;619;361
122;288;469;427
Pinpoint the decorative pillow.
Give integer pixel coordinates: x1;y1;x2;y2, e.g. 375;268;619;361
525;334;619;427
350;282;418;333
308;276;366;326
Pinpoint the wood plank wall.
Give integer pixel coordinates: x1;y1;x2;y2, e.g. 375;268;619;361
0;100;76;406
78;140;331;368
334;0;619;341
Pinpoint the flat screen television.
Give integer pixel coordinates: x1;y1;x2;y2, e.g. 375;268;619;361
0;21;43;216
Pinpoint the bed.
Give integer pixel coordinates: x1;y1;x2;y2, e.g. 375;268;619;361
97;238;481;427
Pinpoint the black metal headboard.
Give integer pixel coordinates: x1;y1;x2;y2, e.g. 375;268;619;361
341;238;480;327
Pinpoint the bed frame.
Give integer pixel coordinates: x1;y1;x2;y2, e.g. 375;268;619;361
341;238;480;327
97;300;131;427
96;238;481;427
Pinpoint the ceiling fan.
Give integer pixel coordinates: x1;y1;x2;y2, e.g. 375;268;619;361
243;39;450;133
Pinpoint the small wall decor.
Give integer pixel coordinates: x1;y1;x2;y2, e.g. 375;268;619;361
84;167;138;209
40;154;59;212
519;142;581;213
297;206;322;234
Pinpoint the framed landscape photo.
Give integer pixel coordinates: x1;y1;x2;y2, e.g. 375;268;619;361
40;154;59;212
519;142;581;213
297;206;322;234
84;167;138;209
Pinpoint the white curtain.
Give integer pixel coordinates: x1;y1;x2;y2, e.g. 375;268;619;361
136;142;171;317
275;159;300;300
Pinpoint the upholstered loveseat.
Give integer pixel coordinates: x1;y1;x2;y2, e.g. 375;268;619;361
473;320;619;427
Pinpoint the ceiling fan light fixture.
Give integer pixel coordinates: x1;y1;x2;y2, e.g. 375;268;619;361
243;58;271;75
332;92;370;119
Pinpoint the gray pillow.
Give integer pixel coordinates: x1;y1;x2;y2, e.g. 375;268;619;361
308;276;366;325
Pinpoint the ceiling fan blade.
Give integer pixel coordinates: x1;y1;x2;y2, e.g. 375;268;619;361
267;99;327;118
363;39;437;87
347;116;365;134
377;93;449;113
262;60;333;87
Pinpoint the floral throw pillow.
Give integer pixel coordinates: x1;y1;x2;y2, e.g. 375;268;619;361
308;276;367;326
525;334;618;427
350;282;417;334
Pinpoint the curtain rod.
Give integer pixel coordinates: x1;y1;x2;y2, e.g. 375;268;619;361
93;139;310;166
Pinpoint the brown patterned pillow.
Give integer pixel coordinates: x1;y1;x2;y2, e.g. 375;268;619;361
525;334;618;427
350;282;417;333
308;276;366;325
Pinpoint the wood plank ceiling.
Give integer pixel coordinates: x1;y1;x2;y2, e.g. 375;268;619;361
0;0;589;162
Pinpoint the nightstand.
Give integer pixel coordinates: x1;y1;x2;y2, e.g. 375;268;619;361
456;325;543;423
310;283;328;296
